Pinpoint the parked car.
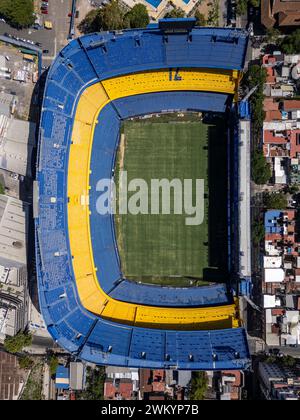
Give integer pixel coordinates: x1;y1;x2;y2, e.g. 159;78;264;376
43;49;49;54
41;10;48;14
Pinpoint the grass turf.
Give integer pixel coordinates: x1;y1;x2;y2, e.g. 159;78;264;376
115;116;217;287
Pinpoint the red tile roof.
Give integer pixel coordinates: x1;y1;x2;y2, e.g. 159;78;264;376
283;100;300;111
104;380;133;400
264;98;280;112
152;381;166;392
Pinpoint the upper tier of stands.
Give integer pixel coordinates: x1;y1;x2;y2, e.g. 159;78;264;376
36;24;250;369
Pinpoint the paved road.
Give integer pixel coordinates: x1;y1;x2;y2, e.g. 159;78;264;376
0;0;72;62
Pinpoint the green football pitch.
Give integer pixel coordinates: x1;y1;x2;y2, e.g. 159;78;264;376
114;115;228;287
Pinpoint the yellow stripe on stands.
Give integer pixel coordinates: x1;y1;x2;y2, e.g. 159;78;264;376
102;68;239;99
67;69;242;330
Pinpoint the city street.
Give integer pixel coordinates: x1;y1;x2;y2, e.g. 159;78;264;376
0;0;73;62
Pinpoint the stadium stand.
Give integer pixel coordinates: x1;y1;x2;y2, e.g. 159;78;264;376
110;281;232;307
35;21;251;369
113;91;230;118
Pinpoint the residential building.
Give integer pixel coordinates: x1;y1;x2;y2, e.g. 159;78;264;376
0;114;36;177
104;366;139;400
258;362;300;400
261;0;300;29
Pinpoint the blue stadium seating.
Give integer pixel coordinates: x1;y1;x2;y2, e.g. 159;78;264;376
113;91;230;118
110;280;231;307
36;23;250;369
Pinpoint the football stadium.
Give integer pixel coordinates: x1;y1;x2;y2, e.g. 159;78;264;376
35;19;251;370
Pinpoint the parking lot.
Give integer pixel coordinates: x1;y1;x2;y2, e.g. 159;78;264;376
0;0;73;62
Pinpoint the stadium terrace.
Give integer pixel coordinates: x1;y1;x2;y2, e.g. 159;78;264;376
35;19;251;370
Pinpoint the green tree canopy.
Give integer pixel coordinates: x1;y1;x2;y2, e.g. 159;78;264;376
287;184;299;195
99;0;125;31
77;9;99;34
4;332;32;354
263;192;288;209
78;1;125;33
207;0;219;25
245;64;267;91
0;0;34;28
236;0;260;16
189;371;208;400
124;4;149;29
18;355;34;370
164;7;185;18
252;150;271;185
279;29;300;54
266;28;281;44
236;0;248;16
252;218;265;245
250;0;261;7
48;354;59;377
194;11;206;27
78;367;105;400
244;65;267;142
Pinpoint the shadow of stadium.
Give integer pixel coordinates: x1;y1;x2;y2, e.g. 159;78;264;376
205;116;230;284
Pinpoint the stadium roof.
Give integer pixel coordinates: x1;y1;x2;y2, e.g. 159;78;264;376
55;366;70;389
0;115;36;177
0;196;27;268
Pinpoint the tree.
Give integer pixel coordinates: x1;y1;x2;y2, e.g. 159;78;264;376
266;28;281;44
252;218;265;245
99;0;125;31
281;355;297;368
124;4;149;29
279;29;300;55
189;371;208;400
0;183;5;195
0;0;34;28
164;7;185;18
48;354;59;377
4;332;32;354
252;150;271;185
194;10;206;27
18;355;34;370
244;65;267;142
236;0;248;16
250;0;261;7
287;184;299;195
78;1;125;33
78;367;105;400
207;0;219;26
77;9;99;34
263;192;288;209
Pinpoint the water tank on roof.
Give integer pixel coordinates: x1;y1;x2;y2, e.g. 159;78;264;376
291;63;300;81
